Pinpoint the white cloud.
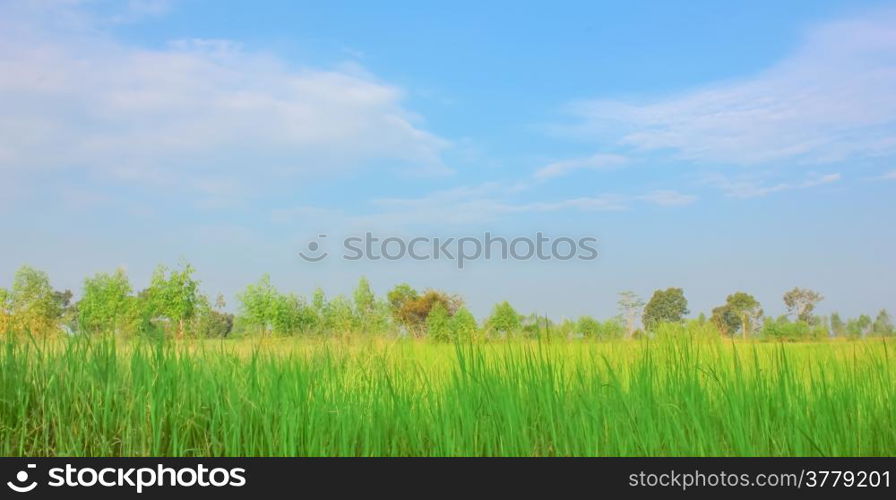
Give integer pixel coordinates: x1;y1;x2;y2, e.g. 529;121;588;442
349;182;693;227
706;172;841;199
0;2;448;197
879;170;896;180
534;153;628;180
562;8;896;166
637;190;698;206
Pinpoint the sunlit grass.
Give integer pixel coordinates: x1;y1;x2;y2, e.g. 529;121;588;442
0;331;893;456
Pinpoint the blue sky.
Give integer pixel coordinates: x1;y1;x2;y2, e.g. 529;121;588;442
1;0;894;320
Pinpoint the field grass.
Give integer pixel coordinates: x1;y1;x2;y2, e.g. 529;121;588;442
0;330;893;456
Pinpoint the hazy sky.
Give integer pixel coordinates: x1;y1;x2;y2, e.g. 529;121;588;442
1;0;894;320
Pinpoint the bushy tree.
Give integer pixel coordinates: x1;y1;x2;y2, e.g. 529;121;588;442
783;287;823;323
642;288;689;330
426;303;453;341
521;314;553;338
143;263;201;338
352;277;390;335
451;307;479;342
760;316;826;341
322;295;357;336
577;316;600;338
192;295;234;338
8;266;61;335
846;314;872;339
78;269;136;335
830;312;846;337
238;275;314;336
0;288;12;333
239;274;278;333
872;309;894;336
387;284;461;337
711;292;762;338
486;301;521;337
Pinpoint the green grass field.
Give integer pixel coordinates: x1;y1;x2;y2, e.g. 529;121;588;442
1;330;893;457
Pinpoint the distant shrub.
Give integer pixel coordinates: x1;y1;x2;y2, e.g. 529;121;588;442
760;316;827;341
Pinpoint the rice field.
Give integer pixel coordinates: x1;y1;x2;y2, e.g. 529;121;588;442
0;329;893;457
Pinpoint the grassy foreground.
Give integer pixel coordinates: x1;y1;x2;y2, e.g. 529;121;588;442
1;332;893;456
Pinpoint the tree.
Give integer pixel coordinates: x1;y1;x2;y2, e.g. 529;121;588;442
78;269;135;334
872;309;894;336
577;316;600;338
321;295;357;336
353;277;376;319
783;287;823;323
352;277;388;334
486;301;521;337
521;314;552;338
238;274;279;334
830;312;846;337
387;283;419;330
846;314;872;339
387;284;460;336
426;303;452;341
238;275;314;336
0;287;12;333
9;266;61;335
711;292;762;338
144;263;201;338
617;291;645;338
451;307;479;342
193;295;234;338
642;288;689;330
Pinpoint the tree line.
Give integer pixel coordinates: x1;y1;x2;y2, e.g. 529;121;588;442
0;263;892;341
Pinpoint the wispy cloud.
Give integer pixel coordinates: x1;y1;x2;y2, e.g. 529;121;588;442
534;153;628;180
636;190;698;206
0;2;449;200
706;172;841;199
345;182;694;227
560;8;896;166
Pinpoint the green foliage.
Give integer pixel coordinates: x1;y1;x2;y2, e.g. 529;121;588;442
78;269;135;335
0;288;11;332
760;316;827;341
426;303;453;341
387;284;460;336
521;314;552;338
238;274;278;332
8;266;61;335
237;275;314;336
450;307;479;342
143;263;201;337
576;316;625;340
351;277;390;334
194;308;234;338
783;287;823;323
711;292;762;337
353;277;375;318
576;316;600;338
830;312;846;337
872;309;894;336
846;314;872;339
486;301;521;337
321;295;357;336
642;288;689;330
